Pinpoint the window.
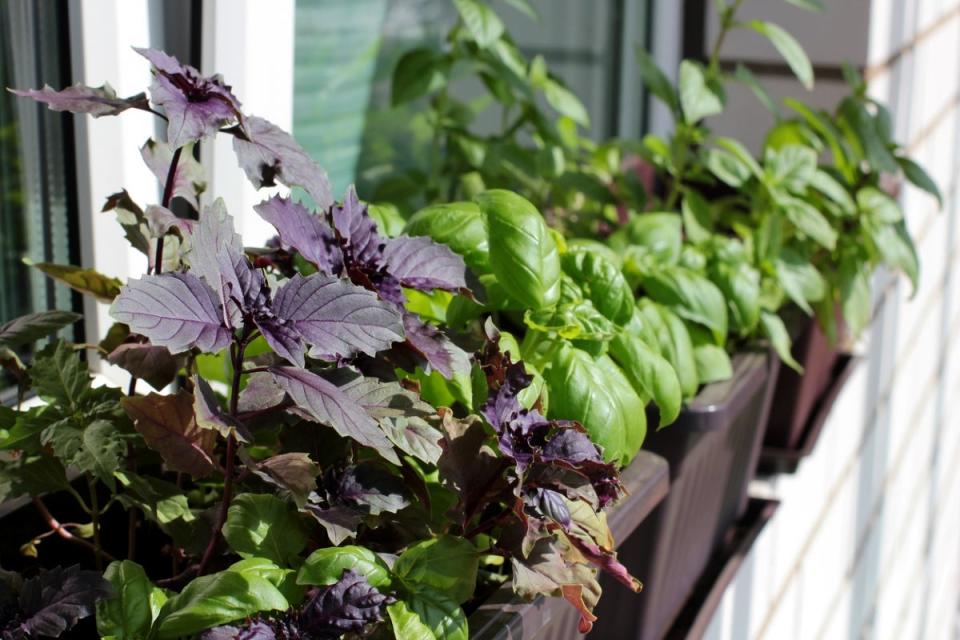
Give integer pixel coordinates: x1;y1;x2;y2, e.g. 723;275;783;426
0;0;80;385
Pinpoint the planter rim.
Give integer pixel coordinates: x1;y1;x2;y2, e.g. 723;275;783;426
679;350;772;431
759;353;859;474
468;449;670;640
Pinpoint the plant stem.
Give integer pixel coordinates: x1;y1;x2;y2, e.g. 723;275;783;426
32;497;117;562
87;476;104;570
153;145;183;274
708;0;745;73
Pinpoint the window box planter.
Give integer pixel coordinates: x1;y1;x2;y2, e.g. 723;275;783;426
663;498;780;639
763;312;844;450
468;450;670;640
759;353;858;475
588;349;780;640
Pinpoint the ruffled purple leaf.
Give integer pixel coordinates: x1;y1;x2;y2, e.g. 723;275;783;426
193;375;250;442
331;186;384;268
269;367;399;464
254;195;343;275
9;83;148;117
233;115;333;208
304;503;365;546
140;139;206;209
382;236;468;292
299;570;394;639
187;200;267;327
323;463;410;516
270;274;404;365
200;621;279;640
110;272;231;355
526;488;572;529
106;341;183;390
15;565;113;639
136;48;242;149
402;314;471;378
250;453;319;507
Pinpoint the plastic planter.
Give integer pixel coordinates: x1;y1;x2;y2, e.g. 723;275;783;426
764;313;841;450
588;349;780;640
469;450;670;640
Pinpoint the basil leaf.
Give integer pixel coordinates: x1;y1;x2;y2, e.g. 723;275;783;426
810;169;856;215
544;344;627;463
222;493;307;567
642;265;728;344
897;156;942;207
619;212;683;264
687;325;733;384
711;260;761;334
394;536;478;605
640;301;699;400
760;311;802;373
609;331;681;429
453;0;504;48
839;256;872;336
747;20;813;89
598;354;647;463
298;546;392;589
868;220;919;295
477;190;561;309
774;248;827;314
679;60;723;124
560;250;634;325
392;48;449;106
544;79;589;126
765;144;817;192
406;203;490;274
780;196;838;250
96;561;154;640
636;46;680;116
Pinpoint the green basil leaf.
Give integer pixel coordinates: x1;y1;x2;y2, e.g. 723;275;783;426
391;48;449;106
368;203;407;238
765;144;817;192
774;248;827;314
868;220;920;295
96;560;154;640
897;156;942;207
716;137;764;177
406;202;490;274
597;354;647;462
389;600;437;640
620;212;683;264
524;278;617;341
477;189;561;309
154;571;288;639
733;62;780;116
298;545;392;589
453;0;504;48
810;169;856;215
544;79;590;126
394;536;478;605
609;331;681;429
838;97;899;173
747;21;813;89
780;196;838;249
838;256;872;336
784;98;855;181
857;186;902;223
639;301;699;399
560;250;634;325
711;260;761;334
693;341;733;385
230;558;305;606
642;265;728;344
222;493;307;566
679;60;723;124
760;310;802;372
636;46;680;116
681;191;714;245
544;344;627;463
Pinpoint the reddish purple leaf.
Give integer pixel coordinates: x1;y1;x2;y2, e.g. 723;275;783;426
106;341;183;390
269;367;399;464
136;48;242;149
271;274;404;364
331;186;383;267
382;236;468;292
121;392;218;477
192;375;250;442
233;115;333;208
110;272;231;354
402;313;471;377
254;195;343;274
17;565;114;638
9;83;147;117
299;569;394;637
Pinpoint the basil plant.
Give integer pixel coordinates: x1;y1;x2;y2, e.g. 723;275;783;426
1;47;640;638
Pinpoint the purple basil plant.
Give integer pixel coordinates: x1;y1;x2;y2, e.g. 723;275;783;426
4;47;636;638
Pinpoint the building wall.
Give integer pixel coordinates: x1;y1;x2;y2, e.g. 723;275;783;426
699;1;960;637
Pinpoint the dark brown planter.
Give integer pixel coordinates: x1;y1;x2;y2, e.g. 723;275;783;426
468;450;670;640
664;498;779;639
588;349;780;640
759;354;858;475
763;312;842;450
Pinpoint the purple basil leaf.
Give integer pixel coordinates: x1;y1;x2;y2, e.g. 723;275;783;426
237;372;287;413
16;565;113;638
254;195;343;274
382;236;468;292
330;186;384;267
298;570;393;638
269;367;400;464
140;139;206;209
324;463;410;515
540;429;604;466
251;452;320;507
110;272;232;354
304;503;365;546
271;274;404;363
106;341;183;390
193;375;251;442
9;83;147;117
135;48;242;149
254;314;307;368
144;205;195;237
527;488;572;529
402;313;471;378
199;621;278;640
121;392;218;478
233;115;333;208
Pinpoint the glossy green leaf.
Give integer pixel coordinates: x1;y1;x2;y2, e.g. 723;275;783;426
869;220;920;295
839;256;872;336
597;354;647;461
711;260;761;334
477;190;561;309
398;583;468;640
406;202;490;274
679;60;723;124
642;265;728;344
857;187;902;223
298;545;392;589
810;170;856;215
96;560;154;640
780;196;838;249
544;79;589;126
609;331;681;428
681;190;714;244
229;558;305;606
222;493;307;566
392;48;449;105
639;300;699;400
760;310;802;372
765;144;817;192
839;97;898;172
636;46;680;116
454;0;504;47
897;156;942;207
774;248;827;314
747;21;813;89
692;341;733;385
621;212;683;264
544;344;627;463
395;536;478;605
368;203;408;238
560;250;634;325
733;62;779;116
154;571;288;639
